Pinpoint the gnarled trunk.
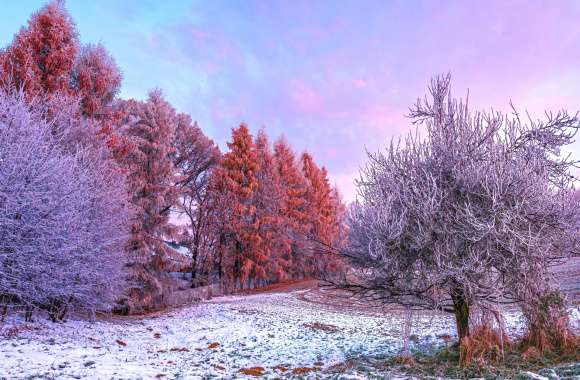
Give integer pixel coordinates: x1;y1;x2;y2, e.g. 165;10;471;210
451;288;470;342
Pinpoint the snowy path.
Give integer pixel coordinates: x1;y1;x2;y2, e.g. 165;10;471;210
0;286;561;379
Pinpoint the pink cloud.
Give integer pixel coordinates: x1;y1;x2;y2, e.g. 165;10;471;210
352;79;368;88
190;27;210;39
288;80;323;113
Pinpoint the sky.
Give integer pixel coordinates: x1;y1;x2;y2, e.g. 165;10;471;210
2;0;580;201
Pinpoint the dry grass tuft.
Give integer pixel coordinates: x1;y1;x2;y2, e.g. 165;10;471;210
522;291;578;354
208;342;220;349
303;322;340;333
115;339;127;346
292;367;318;375
238;367;266;376
169;347;189;352
460;323;510;366
272;365;288;372
393;354;416;367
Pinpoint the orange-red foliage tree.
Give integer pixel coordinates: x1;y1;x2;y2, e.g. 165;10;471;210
72;43;122;118
210;124;266;289
0;1;78;98
273;138;311;278
254;130;288;282
301;152;345;276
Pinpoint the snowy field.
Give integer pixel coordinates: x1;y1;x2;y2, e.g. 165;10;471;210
0;284;577;379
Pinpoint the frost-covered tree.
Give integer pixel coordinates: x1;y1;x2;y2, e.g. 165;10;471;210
72;43;122;118
340;75;580;344
116;90;179;267
0;1;78;98
0;90;130;320
254;130;288;282
173;114;220;286
274;138;311;279
210;124;263;289
301;152;345;277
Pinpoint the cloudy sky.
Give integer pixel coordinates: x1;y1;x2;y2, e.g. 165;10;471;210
3;1;580;201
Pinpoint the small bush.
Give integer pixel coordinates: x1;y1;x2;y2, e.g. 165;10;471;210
522;291;577;353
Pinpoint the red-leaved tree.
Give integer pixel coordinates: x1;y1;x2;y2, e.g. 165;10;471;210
72;43;122;118
254;130;288;282
0;1;78;98
301;152;345;276
210;124;264;290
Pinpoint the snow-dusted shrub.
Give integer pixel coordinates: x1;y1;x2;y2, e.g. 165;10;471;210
0;90;130;319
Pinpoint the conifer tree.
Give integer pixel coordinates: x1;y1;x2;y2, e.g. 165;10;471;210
254;130;287;282
210;124;263;289
273;138;311;278
0;1;78;98
72;43;122;118
301;152;344;276
116;90;178;267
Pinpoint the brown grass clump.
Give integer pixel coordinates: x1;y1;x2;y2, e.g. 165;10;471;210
292;367;318;375
153;332;161;339
208;342;220;349
521;291;578;354
459;323;510;366
238;367;266;376
272;365;288;372
521;346;542;361
115;339;127;346
169;347;189;352
303;322;340;333
393;354;415;367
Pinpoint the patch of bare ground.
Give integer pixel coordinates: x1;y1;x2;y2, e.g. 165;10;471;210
234;279;319;295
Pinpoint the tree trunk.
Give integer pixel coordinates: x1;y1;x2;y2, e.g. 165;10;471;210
190;246;198;288
451;289;470;342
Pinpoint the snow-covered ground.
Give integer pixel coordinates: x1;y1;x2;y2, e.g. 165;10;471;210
0;286;577;379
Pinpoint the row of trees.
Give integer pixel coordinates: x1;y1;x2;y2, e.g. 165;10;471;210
205;126;344;290
0;1;345;317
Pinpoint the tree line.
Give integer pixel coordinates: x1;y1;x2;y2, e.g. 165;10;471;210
0;1;345;319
